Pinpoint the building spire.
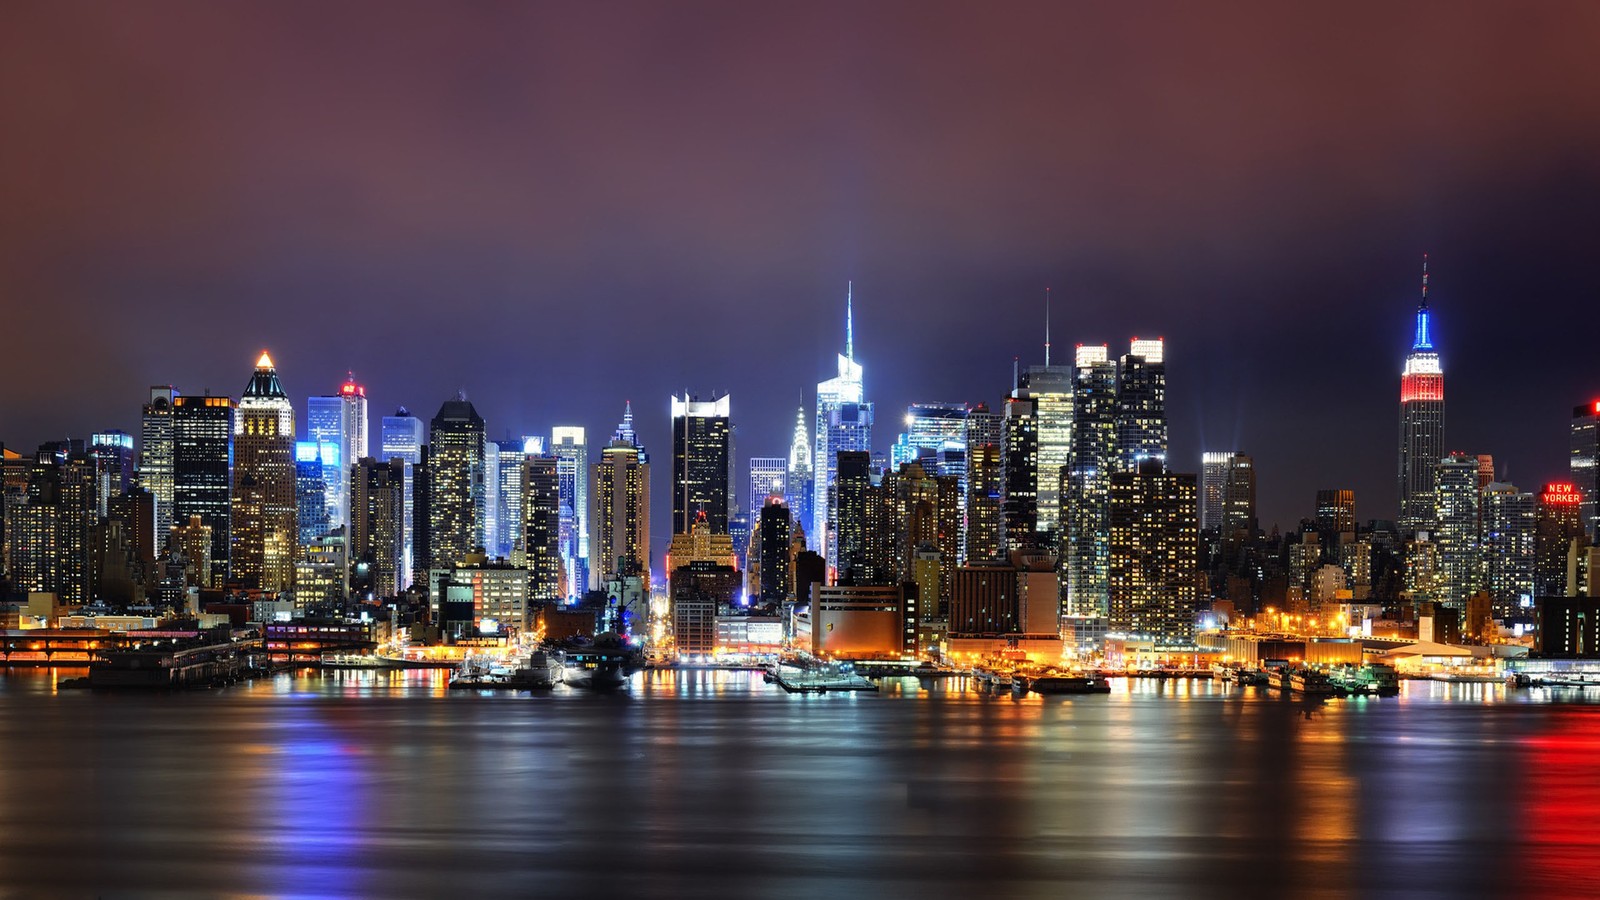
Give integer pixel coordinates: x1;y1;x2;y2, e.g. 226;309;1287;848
1420;253;1429;310
1412;254;1433;350
1044;287;1052;367
845;281;854;362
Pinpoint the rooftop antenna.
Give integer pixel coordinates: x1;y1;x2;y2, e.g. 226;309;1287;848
1044;287;1052;367
1420;253;1429;309
1012;356;1019;393
846;281;854;362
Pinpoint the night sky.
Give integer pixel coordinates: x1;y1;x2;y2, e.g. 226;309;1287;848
3;2;1598;546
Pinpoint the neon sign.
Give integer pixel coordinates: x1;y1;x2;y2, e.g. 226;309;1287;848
1542;483;1582;505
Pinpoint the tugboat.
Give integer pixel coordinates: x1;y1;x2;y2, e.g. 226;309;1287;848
561;633;643;690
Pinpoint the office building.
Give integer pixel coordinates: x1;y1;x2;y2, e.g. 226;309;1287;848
1000;395;1038;553
551;426;589;598
1064;344;1117;617
294;442;332;547
172;393;235;584
1535;482;1586;597
380;407;424;586
749;457;787;513
351;457;406;599
1108;460;1199;644
757;497;792;603
1432;452;1481;610
831;450;886;585
785;406;814;550
1116;338;1167;472
1575;400;1600;542
964;403;1003;564
1200;452;1231;534
1017;365;1073;539
671;393;731;535
521;454;563;601
231;352;298;592
306;375;368;532
88;431;134;519
139;386;178;542
428;395;486;568
814;285;874;568
590;438;650;589
1220;453;1257;544
1481;482;1535;619
1398;259;1445;531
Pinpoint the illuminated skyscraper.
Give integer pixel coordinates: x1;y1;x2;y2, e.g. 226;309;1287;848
1399;258;1445;531
814;285;873;569
964;403;1002;564
757;497;792;602
785;406;814;548
1432;452;1480;610
140;386;177;542
307;374;368;532
351;456;406;598
1481;482;1534;619
1115;338;1166;472
493;439;523;560
231;352;297;592
1574;400;1600;542
831;450;886;585
1108;460;1198;643
428;395;486;568
1220;453;1257;544
1200;451;1231;534
1064;344;1117;616
521;454;563;601
380;407;424;585
591;439;650;587
749;457;787;511
294;442;333;547
551;426;588;597
89;431;134;519
1000;395;1038;553
172;393;235;584
1017;366;1073;539
1535;482;1585;597
672;393;732;535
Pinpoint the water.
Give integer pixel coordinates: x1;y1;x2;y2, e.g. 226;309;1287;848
2;669;1597;899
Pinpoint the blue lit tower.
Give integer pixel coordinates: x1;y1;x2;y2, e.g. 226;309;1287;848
551;426;589;596
380;407;424;587
814;284;873;572
1398;257;1445;532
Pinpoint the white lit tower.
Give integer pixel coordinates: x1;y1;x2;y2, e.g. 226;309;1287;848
786;406;814;547
1398;257;1445;532
552;426;589;597
814;283;873;571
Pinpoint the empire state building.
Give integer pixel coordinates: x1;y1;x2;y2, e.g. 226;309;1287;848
1398;258;1444;532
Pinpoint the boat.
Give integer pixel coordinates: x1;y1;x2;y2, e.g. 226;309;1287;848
320;652;401;669
560;633;643;690
449;648;564;690
1266;668;1289;691
1289;669;1335;695
1027;673;1112;695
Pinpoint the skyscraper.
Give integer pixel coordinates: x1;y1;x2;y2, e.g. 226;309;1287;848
380;407;424;586
1220;453;1257;544
590;438;650;588
89;431;134;519
294;442;333;547
231;352;297;592
1535;482;1585;597
1064;344;1118;617
1017;365;1073;539
671;393;732;535
1115;338;1167;472
1315;489;1357;557
814;285;873;569
1481;482;1534;619
306;374;368;532
831;450;886;585
551;426;589;598
1432;452;1481;610
749;457;787;511
1573;400;1600;542
964;403;1002;564
428;395;486;569
521;454;563;601
172;393;235;584
140;386;177;543
351;456;406;599
1000;395;1038;553
757;497;792;602
785;406;814;548
1200;451;1232;534
1398;258;1445;531
1108;460;1198;643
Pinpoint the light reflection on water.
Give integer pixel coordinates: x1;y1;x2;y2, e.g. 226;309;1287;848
1;667;1598;899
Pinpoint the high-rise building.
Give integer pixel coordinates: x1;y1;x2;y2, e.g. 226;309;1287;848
89;431;134;519
139;386;178;543
380;407;424;587
1064;344;1118;617
590;439;650;588
1221;453;1257;544
1574;400;1600;542
1200;452;1232;534
521;454;562;601
671;393;731;535
1432;452;1481;610
1398;259;1445;531
757;497;792;603
1116;338;1167;472
351;457;406;599
964;403;1003;564
1000;395;1038;553
785;407;814;550
814;285;873;569
749;457;787;514
306;375;368;532
491;439;524;559
428;395;486;569
551;426;589;598
1535;482;1586;597
831;450;886;585
231;352;298;592
294;442;333;547
1108;460;1199;644
481;442;501;562
1481;482;1535;619
1017;366;1073;539
1316;489;1356;562
172;393;235;584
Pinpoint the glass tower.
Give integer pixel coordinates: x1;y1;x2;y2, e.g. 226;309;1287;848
1399;258;1445;532
139;386;177;542
814;285;873;571
551;426;589;597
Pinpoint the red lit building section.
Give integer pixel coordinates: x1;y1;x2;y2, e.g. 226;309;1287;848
1400;372;1443;403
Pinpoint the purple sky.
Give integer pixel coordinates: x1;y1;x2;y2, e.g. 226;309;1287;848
3;2;1599;543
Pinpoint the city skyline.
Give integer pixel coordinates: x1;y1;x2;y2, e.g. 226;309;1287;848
3;3;1598;538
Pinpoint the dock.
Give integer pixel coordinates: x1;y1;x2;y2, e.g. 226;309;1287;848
770;665;878;693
